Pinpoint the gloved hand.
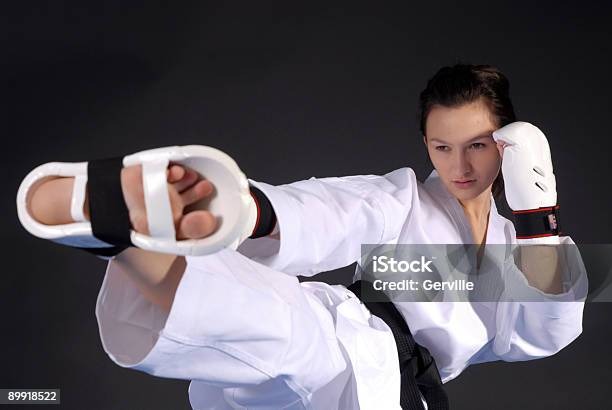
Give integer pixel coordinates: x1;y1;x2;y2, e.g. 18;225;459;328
492;121;561;244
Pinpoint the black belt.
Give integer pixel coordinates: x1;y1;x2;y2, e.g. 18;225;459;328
347;280;450;410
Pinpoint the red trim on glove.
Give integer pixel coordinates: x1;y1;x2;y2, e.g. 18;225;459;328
516;232;557;239
512;205;560;215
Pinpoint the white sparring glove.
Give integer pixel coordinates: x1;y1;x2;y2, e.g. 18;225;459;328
492;121;561;245
17;145;272;258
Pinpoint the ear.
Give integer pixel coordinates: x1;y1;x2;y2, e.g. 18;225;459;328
422;135;427;147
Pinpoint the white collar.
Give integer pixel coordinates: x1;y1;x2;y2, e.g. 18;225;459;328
423;169;506;243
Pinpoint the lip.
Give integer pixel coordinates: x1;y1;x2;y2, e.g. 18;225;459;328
452;179;476;189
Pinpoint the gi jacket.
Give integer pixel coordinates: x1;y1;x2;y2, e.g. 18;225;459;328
95;168;587;409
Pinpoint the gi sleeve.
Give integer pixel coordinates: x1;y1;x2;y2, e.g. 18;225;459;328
237;167;418;277
95;248;347;405
491;235;588;361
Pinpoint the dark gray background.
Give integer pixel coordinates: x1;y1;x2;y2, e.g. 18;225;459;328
2;1;611;409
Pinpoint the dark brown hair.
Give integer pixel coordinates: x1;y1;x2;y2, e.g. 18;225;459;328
418;63;517;199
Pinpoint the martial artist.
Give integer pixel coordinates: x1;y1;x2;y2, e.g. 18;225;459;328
18;63;587;409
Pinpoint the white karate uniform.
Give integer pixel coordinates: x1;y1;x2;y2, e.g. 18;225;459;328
95;168;587;409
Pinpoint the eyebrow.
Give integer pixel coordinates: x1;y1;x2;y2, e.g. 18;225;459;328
428;132;493;144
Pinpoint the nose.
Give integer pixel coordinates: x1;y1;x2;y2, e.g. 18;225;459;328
451;151;473;177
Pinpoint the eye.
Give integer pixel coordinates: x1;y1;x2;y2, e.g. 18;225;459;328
469;142;486;149
435;145;449;152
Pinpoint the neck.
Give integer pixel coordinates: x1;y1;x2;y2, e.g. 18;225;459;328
458;189;492;221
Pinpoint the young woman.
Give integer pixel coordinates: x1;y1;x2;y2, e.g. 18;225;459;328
23;64;587;409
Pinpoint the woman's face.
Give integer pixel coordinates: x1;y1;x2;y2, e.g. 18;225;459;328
424;98;502;203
